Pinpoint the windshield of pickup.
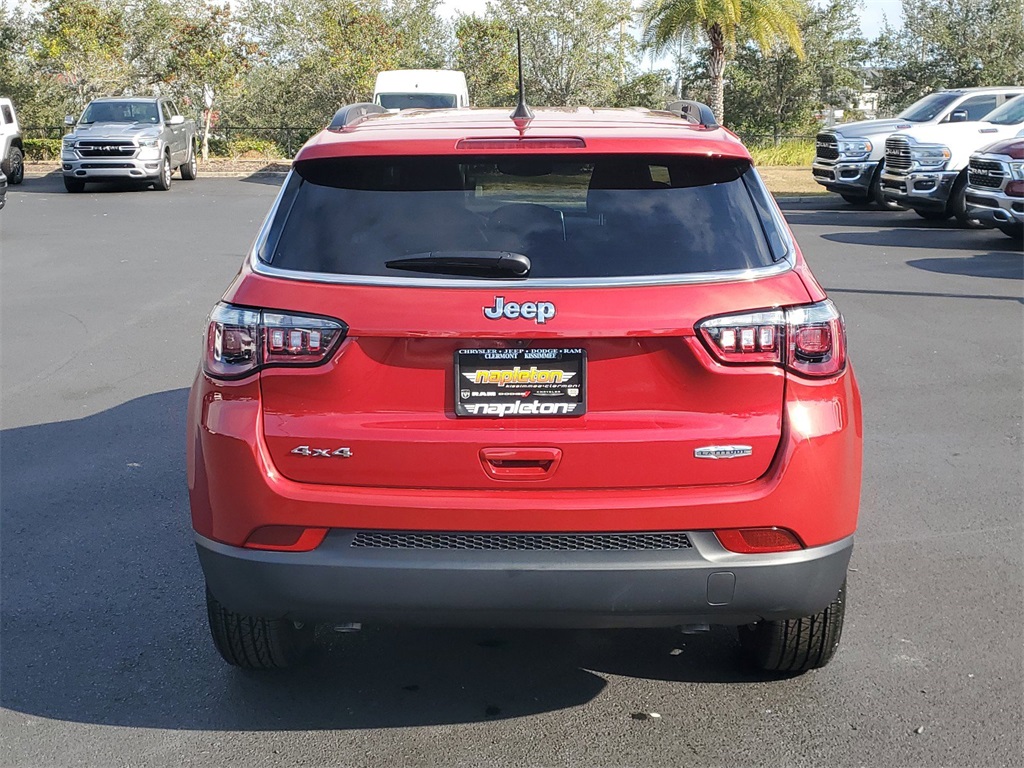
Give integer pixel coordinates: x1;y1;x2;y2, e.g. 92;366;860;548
261;154;787;281
377;93;458;110
985;95;1024;125
899;92;960;122
80;101;159;125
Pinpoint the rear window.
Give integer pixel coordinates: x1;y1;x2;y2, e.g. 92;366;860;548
262;154;786;280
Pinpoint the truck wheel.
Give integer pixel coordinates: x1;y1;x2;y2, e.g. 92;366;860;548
206;586;313;670
914;209;951;221
63;177;85;193
738;581;846;674
840;193;869;205
153;152;172;191
180;143;198;180
997;222;1023;240
949;174;984;229
2;146;24;184
871;163;904;211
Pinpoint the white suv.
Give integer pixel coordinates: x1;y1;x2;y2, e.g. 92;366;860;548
0;97;24;185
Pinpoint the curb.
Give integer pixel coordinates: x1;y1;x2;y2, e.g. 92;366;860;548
24;169;288;179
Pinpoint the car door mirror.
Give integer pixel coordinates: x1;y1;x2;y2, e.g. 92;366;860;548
64;115;76;126
169;115;185;126
947;109;969;123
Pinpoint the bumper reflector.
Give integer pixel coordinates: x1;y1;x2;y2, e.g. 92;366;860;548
244;526;328;552
715;527;803;553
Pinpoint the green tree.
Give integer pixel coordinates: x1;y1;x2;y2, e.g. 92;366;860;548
872;0;1024;113
491;0;635;107
386;0;451;69
31;0;131;111
639;0;805;123
611;71;672;109
724;0;867;139
453;15;516;107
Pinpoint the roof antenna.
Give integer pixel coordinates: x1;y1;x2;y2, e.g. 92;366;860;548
511;28;534;121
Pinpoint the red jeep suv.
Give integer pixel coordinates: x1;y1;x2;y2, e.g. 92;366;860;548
188;101;862;674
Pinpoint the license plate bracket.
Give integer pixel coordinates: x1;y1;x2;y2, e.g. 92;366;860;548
455;348;586;418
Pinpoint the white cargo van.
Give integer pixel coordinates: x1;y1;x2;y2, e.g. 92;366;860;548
373;70;469;111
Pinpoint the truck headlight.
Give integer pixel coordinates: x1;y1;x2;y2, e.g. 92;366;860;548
912;145;951;170
138;138;160;148
62;138;77;150
1008;161;1024;181
838;138;872;160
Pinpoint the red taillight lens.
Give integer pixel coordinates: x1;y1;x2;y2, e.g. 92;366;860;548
696;300;847;379
203;303;346;379
715;527;803;553
244;525;329;552
784;301;846;377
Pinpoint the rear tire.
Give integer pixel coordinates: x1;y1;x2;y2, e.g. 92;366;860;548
914;208;951;221
2;146;24;184
180;143;198;180
996;222;1023;240
840;193;869;205
738;581;846;674
205;586;313;670
63;177;85;193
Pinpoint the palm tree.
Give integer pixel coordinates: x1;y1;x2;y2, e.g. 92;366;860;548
640;0;805;125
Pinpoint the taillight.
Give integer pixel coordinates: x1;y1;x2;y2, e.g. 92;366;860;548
696;299;847;378
204;303;346;379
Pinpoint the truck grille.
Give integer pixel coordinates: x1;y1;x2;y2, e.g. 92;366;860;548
815;133;839;162
350;531;693;551
885;136;912;173
968;158;1005;189
76;140;137;158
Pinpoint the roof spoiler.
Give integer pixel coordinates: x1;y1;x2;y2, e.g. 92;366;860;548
665;100;719;130
328;102;388;131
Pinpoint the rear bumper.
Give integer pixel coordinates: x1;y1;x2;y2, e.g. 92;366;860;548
965;187;1024;226
811;160;876;196
880;170;957;210
197;531;853;627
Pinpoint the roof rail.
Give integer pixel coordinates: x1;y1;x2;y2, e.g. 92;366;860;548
664;100;719;130
328;102;388;131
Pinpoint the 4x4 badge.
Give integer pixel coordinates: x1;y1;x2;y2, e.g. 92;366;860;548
291;446;352;458
484;296;555;324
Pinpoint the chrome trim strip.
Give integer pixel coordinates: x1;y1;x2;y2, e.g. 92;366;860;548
246;169;797;289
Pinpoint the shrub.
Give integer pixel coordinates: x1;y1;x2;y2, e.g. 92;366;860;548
227;138;285;159
23;138;63;161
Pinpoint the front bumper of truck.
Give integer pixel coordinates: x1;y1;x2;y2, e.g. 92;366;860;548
811;160;877;197
880;169;958;211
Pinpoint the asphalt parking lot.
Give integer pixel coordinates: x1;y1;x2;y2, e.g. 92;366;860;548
1;173;1021;767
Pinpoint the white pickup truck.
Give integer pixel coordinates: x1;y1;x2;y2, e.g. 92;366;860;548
880;95;1024;226
812;87;1023;208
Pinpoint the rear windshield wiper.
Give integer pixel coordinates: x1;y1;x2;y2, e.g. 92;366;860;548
385;251;531;278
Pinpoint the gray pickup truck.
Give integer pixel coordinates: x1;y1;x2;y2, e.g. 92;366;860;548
61;97;198;192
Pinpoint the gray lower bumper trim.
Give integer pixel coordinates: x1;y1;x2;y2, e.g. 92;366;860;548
196;531;853;628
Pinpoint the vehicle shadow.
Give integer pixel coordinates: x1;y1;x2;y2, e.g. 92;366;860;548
0;389;776;733
906;251;1023;280
821;229;1022;256
18;171;159;194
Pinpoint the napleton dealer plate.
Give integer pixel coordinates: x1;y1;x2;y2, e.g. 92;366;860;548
455;348;586;418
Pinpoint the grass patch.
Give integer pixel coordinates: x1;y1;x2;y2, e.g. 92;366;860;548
748;139;816;167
